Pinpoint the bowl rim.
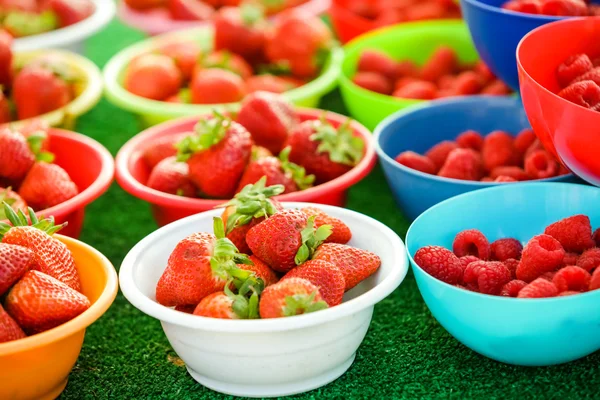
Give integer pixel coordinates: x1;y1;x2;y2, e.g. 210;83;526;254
406;181;600;302
119;202;408;332
516;16;600;117
0;234;119;355
12;0;116;52
372;95;574;186
114;107;377;209
102;25;343;118
461;0;574;21
7;49;104;129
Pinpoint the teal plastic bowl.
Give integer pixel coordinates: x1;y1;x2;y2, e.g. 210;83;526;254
103;26;343;127
406;182;600;366
339;20;478;131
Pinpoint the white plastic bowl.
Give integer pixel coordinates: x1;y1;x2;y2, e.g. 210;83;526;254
13;0;116;54
119;202;407;398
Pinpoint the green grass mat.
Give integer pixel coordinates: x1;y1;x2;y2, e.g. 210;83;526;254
58;19;599;399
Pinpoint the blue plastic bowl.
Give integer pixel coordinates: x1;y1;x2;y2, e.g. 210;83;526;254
406;182;600;366
460;0;600;91
373;96;574;221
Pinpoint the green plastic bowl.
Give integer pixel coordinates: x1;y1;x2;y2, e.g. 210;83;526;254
339;20;479;131
103;26;343;127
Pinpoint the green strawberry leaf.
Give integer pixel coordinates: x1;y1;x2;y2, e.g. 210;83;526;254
279;147;315;190
294;216;332;265
310;118;364;167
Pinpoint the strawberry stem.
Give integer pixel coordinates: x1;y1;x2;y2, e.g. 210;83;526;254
310;118;364;167
176;112;231;162
294;216;332;265
0;202;66;239
26;134;55;163
282;290;328;316
279;147;315;190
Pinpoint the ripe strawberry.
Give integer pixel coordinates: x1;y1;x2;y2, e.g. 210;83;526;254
0;30;13;88
300;207;351;244
190;68;247;104
238;255;279;287
177;113;252;198
0;188;27;220
124;54;182;101
245;74;301;94
168;0;214;20
0;129;35;182
236;91;299;154
221;177;284;253
265;9;333;78
313;243;381;291
18;162;78;211
198;51;253;80
14;119;51;152
247;210;332;272
214;5;268;61
0;0;38;12
193;291;238;319
393;81;438;100
47;0;95;27
155;217;252;307
353;72;393;95
0;242;34;296
259;277;328;318
147;156;196;197
143;133;190;170
5;270;89;334
285;118;364;184
0;91;12;123
282;259;345;306
420;46;457;82
159;41;202;81
357;50;399;81
251;145;273;160
124;0;165;10
0;303;25;343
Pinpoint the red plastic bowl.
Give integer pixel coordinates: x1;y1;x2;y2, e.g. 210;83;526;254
2;129;114;238
115;108;376;226
517;17;600;187
329;0;374;43
118;0;331;36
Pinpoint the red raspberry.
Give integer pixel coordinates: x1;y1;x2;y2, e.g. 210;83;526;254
459;255;480;271
514;128;537;155
438;148;485;181
544;214;595;253
453;229;491;259
456;130;484;151
357;50;399;80
490;166;530;181
490;238;523;261
437;74;455;90
481;130;519;172
577;247;600;272
453;71;483;95
480;80;512;96
480;177;494;182
516;234;565;282
392;81;437;100
593;228;600;246
558;291;580;296
420;46;457;82
503;0;542;14
541;0;588;17
503;258;519;278
517;278;559;298
463;260;512;295
563;252;580;266
414;245;463;284
590;267;600;290
426;141;459;170
396;60;420;78
395;151;437;174
353;72;393;95
525;139;545;158
552;266;591;292
500;279;527;297
558;80;600;109
540;271;557;281
473;60;495;85
573;67;600;86
556;53;593;88
494;176;517;182
525;150;559;179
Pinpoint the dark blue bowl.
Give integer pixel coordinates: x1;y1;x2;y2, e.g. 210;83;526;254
460;0;599;91
373;96;576;221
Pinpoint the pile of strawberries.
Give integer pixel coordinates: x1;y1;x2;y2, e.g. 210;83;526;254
352;47;511;100
394;128;569;182
155;180;381;318
124;8;333;104
0;121;79;218
0;204;90;344
124;0;306;19
502;0;600;16
555;52;600;112
0;0;94;38
142;92;364;199
339;0;461;27
415;215;600;298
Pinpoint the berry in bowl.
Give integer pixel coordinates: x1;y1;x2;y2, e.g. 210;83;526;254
373;96;573;221
0;206;118;400
119;200;407;397
115;92;376;226
0;120;114;238
104;8;342;127
518;16;600;186
406;182;600;366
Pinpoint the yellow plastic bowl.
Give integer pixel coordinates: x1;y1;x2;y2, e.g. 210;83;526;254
0;235;118;400
9;49;103;130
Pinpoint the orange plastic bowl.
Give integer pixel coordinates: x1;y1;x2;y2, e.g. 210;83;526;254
115;108;377;226
0;235;118;400
517;17;600;186
1;129;114;238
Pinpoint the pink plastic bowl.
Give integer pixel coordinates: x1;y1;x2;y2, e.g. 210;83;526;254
117;0;331;36
115;108;376;226
2;129;115;238
517;17;600;187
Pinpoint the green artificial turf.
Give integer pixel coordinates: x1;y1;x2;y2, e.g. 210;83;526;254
59;18;600;400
